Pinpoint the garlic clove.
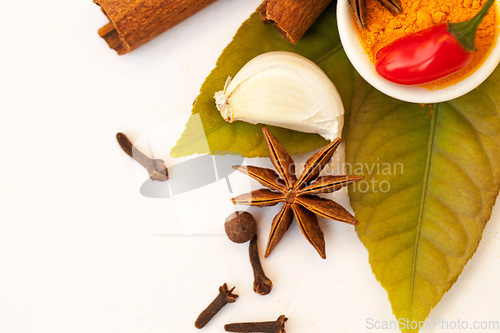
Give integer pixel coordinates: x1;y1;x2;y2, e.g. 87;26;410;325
214;51;344;141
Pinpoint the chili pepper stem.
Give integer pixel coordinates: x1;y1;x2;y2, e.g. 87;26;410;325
448;0;495;52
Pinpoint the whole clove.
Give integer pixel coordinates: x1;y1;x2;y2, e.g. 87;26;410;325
224;315;287;333
116;132;168;181
225;212;273;295
195;283;238;329
249;235;272;295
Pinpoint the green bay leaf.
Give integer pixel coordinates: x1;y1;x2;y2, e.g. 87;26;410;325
346;68;500;331
172;1;500;331
170;5;353;157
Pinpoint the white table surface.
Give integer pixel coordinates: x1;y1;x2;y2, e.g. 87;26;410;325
1;1;499;332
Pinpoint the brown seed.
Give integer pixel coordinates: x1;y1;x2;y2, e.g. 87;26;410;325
195;283;238;329
116;132;168;181
225;211;257;244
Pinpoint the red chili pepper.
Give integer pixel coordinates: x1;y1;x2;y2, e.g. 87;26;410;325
375;0;495;85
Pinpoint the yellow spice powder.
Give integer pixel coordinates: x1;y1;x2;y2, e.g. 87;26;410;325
358;0;498;85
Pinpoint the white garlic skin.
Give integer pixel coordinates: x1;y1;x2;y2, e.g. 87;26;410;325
214;51;344;141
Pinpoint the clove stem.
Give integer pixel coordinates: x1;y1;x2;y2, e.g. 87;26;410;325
250;235;273;295
116;132;168;181
224;315;287;333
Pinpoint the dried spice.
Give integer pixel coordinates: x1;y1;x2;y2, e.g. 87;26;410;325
349;0;402;28
231;128;363;259
116;133;168;181
195;283;238;329
249;235;273;295
225;211;258;244
225;212;273;295
258;0;333;44
349;0;368;28
378;0;403;16
225;315;287;333
94;0;217;55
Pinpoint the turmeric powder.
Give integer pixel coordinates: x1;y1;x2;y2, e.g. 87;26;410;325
358;0;498;85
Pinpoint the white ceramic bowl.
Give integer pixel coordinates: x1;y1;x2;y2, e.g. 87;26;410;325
337;0;500;103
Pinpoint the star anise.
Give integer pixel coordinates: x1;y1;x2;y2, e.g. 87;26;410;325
231;128;363;259
349;0;403;28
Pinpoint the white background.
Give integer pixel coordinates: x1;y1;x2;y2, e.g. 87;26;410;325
0;0;499;332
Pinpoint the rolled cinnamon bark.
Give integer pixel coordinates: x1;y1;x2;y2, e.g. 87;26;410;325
94;0;218;55
258;0;333;44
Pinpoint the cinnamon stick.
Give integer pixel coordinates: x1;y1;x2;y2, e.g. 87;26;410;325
258;0;333;44
94;0;218;55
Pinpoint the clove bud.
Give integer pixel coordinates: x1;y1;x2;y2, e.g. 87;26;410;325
195;283;238;329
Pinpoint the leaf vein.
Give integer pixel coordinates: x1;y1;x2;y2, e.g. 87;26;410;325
409;103;439;321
